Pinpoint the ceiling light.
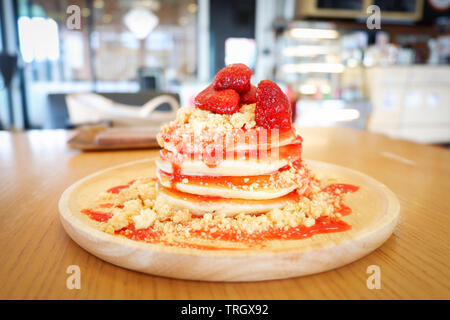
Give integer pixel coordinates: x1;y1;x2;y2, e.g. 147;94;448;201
124;8;159;39
187;3;198;13
93;0;104;9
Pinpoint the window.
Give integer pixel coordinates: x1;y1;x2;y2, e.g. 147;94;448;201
15;0;198;128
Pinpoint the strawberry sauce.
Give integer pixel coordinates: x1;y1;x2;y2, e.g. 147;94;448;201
106;179;136;194
81;182;359;249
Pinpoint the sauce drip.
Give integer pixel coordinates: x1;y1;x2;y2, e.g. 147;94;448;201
159;164;298;190
116;224;161;242
81;209;112;222
322;183;359;217
322;183;360;194
170;163;182;189
107;179;136;194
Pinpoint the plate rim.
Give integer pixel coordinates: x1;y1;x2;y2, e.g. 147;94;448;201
59;157;400;258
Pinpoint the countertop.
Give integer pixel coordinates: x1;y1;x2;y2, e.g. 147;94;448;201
1;127;449;299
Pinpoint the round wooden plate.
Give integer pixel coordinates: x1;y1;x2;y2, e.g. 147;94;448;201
59;158;400;282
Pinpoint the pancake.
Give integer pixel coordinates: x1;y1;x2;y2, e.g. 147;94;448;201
161;127;302;155
155;103;306;216
157;169;298;200
157;185;302;216
156;158;291;177
157;143;302;177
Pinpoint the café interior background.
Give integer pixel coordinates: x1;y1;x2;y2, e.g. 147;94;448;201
0;0;449;145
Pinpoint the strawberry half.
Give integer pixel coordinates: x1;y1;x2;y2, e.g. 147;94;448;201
255;80;292;129
194;84;240;114
240;84;257;105
213;63;253;93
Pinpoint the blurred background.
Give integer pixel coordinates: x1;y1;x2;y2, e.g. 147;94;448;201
0;0;449;145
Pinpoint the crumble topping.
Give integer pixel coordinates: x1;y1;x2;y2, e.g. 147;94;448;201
157;104;257;152
174;103;256;132
87;169;350;244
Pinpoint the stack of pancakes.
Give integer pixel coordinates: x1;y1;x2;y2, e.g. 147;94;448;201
156;118;309;216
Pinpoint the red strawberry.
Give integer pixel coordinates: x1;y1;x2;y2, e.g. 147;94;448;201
213;63;253;93
240;84;257;104
255;80;292;129
194;84;240;114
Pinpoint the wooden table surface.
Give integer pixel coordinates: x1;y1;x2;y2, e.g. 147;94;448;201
1;127;449;299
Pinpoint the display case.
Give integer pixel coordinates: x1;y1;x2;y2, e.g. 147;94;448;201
297;0;424;22
276;21;342;100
